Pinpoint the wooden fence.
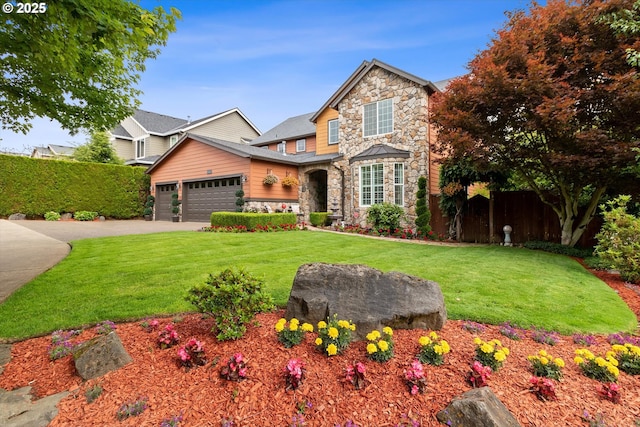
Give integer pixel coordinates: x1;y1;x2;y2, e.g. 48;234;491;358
430;191;601;247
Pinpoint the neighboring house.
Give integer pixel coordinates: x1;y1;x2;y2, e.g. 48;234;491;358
111;108;261;166
30;144;75;159
147;59;447;226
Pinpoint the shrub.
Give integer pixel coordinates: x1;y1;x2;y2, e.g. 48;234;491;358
523;240;593;258
366;202;405;231
415;176;431;235
185;268;275;341
234;189;245;212
309;212;330;227
595;195;640;283
44;211;61;221
210;212;296;229
74;211;98;221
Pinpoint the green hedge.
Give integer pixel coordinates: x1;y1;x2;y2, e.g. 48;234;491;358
0;155;149;218
309;212;330;227
210;212;296;228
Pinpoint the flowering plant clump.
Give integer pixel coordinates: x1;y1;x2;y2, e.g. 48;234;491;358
284;358;306;391
365;327;394;363
177;338;207;370
220;353;248;381
345;361;367;390
158;323;180;349
530;327;560;345
610;343;640;375
275;318;313;348
95;320;116;335
607;332;640;346
473;338;509;371
115;397;148;421
263;174;279;185
140;319;159;332
466;361;492;388
160;413;184;427
417;331;451;366
404;359;427;395
48;329;81;360
596;382;621;404
315;315;355;357
527;349;565;380
499;322;524;340
574;348;619;382
461;321;486;334
573;333;598;346
281;175;300;187
529;376;557;401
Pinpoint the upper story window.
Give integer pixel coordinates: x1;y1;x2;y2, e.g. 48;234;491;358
277;141;286;153
135;138;146;159
328;119;338;145
169;135;178;147
296;138;306;152
363;98;393;137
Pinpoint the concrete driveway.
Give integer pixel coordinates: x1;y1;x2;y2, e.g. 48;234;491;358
0;219;206;303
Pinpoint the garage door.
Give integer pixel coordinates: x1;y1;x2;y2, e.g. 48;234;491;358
183;177;241;222
155;183;176;221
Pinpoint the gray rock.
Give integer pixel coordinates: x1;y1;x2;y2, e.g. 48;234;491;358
74;331;132;380
0;386;68;427
284;263;446;339
0;344;10;375
60;213;73;220
8;213;26;220
436;387;522;427
98;216;106;221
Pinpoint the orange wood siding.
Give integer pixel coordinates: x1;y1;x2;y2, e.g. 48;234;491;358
150;138;250;198
263;136;316;154
315;107;339;155
248;160;299;201
428;123;442;195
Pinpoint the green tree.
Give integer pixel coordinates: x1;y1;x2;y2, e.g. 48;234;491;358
601;0;640;66
73;131;123;164
0;1;180;134
431;0;640;246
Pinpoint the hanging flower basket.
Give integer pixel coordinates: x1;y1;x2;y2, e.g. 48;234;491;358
263;174;279;185
281;176;299;187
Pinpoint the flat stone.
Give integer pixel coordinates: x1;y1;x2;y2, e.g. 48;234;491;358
0;386;68;427
436;387;522;427
74;331;132;380
8;214;26;220
0;344;11;375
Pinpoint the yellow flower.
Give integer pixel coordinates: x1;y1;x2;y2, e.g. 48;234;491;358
383;326;393;336
612;344;627;353
289;323;298;332
315;337;323;346
494;350;506;362
275;323;285;333
554;358;565;368
502;347;510;356
441;340;451;354
434;345;443;355
366;330;381;341
419;336;431;347
574;356;584;365
338;320;350;329
607;365;619;377
277;318;286;325
429;331;439;340
540;356;549;365
473;337;482;345
367;343;378;354
491;339;502;347
327;343;337;356
538;350;548;357
595;357;606;367
607;357;619;367
480;343;494;354
350;323;356;331
290;318;299;326
301;323;314;332
328;327;339;339
378;340;389;352
318;321;327;329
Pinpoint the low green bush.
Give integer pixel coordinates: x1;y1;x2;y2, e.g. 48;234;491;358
185;268;275;341
74;211;98;221
44;211;61;221
367;202;405;231
583;256;613;271
310;212;330;227
522;241;593;258
595;195;640;283
210;212;296;229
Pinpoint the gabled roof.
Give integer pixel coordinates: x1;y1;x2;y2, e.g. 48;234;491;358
111;124;133;140
49;144;75;155
250;112;315;146
349;144;410;164
147;133;341;174
180;108;261;136
132;110;189;135
311;58;440;122
433;77;457;92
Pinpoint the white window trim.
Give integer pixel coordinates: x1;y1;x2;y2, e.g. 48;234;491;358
169;135;178;147
328;119;338;145
135;138;146;159
277;141;286;153
359;163;384;206
296;138;306;152
394;163;404;206
363;98;393;137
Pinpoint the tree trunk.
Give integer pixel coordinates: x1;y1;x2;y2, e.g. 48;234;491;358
556;187;606;247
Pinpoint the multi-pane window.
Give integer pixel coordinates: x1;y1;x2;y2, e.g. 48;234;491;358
296;138;306;152
360;164;384;206
328;119;338;144
277;141;286;153
169;135;178;147
135;138;146;158
363;99;393;137
394;163;404;206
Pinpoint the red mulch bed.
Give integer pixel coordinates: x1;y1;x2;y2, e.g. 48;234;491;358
1;266;639;426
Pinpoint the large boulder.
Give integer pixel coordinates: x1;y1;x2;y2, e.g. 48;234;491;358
436;387;522;427
73;332;132;380
284;263;446;339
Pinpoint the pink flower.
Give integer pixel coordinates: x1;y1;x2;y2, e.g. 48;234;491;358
238;367;247;378
411;385;419;395
233;353;244;363
178;347;190;361
356;362;366;374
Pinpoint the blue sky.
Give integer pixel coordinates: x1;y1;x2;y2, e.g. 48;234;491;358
0;0;532;153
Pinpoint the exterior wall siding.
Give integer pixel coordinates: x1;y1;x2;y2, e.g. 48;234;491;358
189;112;260;143
113;138;134;160
263;136;317;154
247;160;299;202
147;135;169;157
315;108;340;155
121;117;147;139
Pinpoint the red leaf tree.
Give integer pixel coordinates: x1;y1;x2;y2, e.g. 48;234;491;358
431;0;640;246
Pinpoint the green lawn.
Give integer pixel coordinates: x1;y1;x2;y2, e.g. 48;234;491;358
0;230;635;340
